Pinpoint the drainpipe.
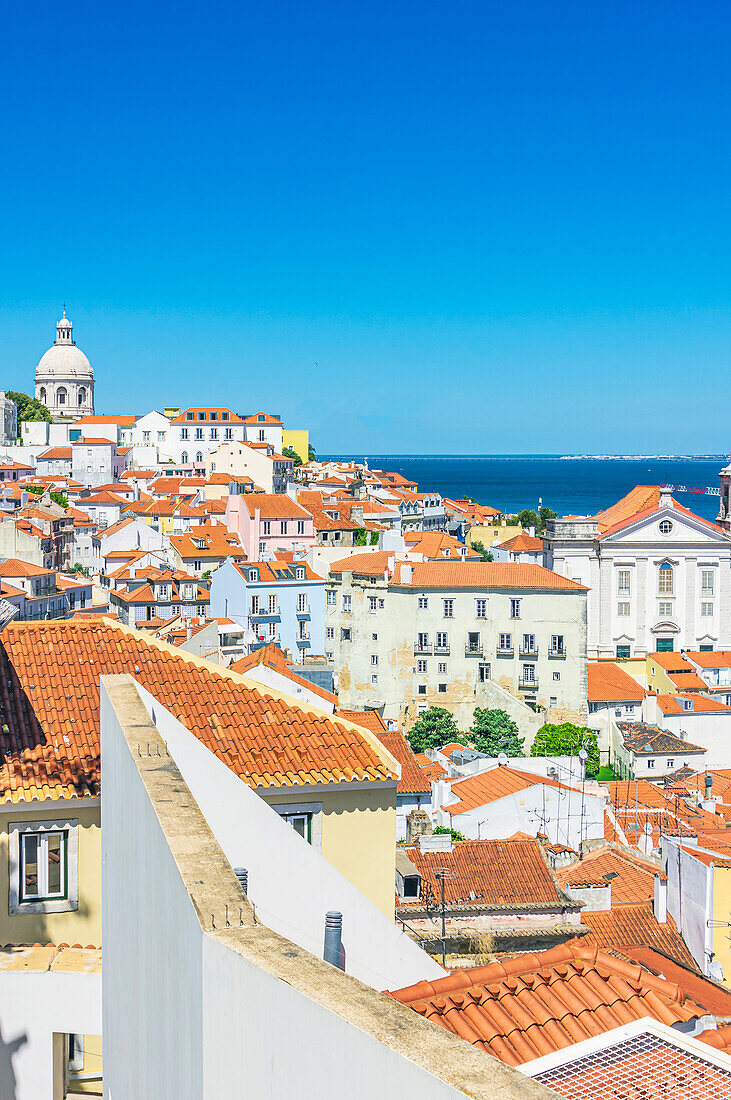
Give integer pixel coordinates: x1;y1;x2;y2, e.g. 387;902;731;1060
323;911;344;970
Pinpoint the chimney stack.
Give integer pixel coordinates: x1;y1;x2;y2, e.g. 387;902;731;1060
654;872;667;924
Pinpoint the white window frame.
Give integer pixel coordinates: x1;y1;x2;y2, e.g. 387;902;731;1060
510;598;521;619
417;596;429;610
274;801;323;849
442;598;454;618
701;602;714;617
658;564;674;595
617;602;630;616
475;598;487;618
617;570;631;596
9;818;79;915
658;601;673;617
701;570;715;596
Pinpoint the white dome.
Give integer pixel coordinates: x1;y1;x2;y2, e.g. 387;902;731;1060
36;342;94;380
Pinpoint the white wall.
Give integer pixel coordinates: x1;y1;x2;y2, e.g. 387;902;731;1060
0;969;100;1100
659;710;731;770
134;683;445;990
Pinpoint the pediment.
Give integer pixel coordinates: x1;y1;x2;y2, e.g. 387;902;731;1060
650;620;681;635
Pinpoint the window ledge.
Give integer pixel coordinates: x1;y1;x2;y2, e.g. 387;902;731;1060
10;897;77;916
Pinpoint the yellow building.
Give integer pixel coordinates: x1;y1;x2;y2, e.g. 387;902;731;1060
282;428;310;465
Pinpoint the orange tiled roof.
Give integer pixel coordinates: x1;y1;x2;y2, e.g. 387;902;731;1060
0;559;54;577
666;670;709;691
243;411;283;425
233;560;322;583
335;708;388;735
396;561;587;591
578;902;698;970
397;837;572;910
500;532;543;552
685;650;731;669
594;486;663;534
168;525;246;560
37;448;72;460
0;621;398;802
231;644;337;705
329;551;395;576
239;493;312;519
658;693;731;714
170;407;244;424
444;767;569;816
73;415;136;426
588;662;646;702
375;732;430;793
387;943;703;1067
72;437;115;446
556;846;657;904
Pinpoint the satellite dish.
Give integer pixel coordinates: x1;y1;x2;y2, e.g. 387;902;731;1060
709;960;725;983
497;752;508;767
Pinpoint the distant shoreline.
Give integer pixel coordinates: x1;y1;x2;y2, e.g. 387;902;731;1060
324;453;727;462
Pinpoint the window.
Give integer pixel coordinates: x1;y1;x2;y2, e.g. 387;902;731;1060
475;598;487;618
616;645;631;659
438;662;447;673
498;633;512;652
181;428;189;440
522;633;536;653
181;451;188;464
222;411;229;421
647;759;655;769
436;631;448;650
297;592;307;612
259;542;266;555
9;819;78;914
371;674;379;685
371;654;378;666
417;596;429;610
417;632;429;650
225;428;233;439
702;602;714;616
57;387;67;405
195;452;203;464
327;589;336;605
522;664;536;683
667;759;675;769
658;563;674;594
658;601;673;617
550;635;565;656
186;411;194;421
417;702;428;715
279;811;312;842
342;594;351;612
210;411;218;421
379;599;385;608
341;628;351;641
268;594;277;614
478;662;491;682
659;519;673;535
158;431;166;441
656;638;674;652
417;684;427;695
296;567;305;580
550;697;557;707
553;671;561;681
617;570;631;595
326;626;334;639
142;431;151;442
438;683;447;693
510;598;521;619
250;595;260;614
417;659;427;673
466;631;480;653
372;633;378;641
210;428;218;440
297;520;305;534
280;521;288;535
701;570;715;595
196;428;204;440
442;598;454;618
368;596;378;613
617;602;630;616
198;412;206;420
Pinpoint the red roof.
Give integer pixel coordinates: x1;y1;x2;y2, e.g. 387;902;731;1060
0;621;398;802
578;901;698;970
588;662;646;702
243;412;283;425
375;732;430;793
396;561;587;591
170;407;244;424
387;943;704;1067
231;644;337;706
557;846;658;904
444;767;569;816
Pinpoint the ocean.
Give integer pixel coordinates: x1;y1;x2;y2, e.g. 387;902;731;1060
322;455;729;522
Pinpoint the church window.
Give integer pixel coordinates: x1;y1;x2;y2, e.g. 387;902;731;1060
181;452;188;464
658;563;674;595
195;452;203;464
39;388;46;403
57;388;67;405
78;388;86;406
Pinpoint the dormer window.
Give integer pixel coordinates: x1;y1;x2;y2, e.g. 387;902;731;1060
248;569;259;582
257;413;265;422
210;412;218;421
681;698;693;711
186;412;194;421
222;412;229;421
198;412;206;421
296;567;305;580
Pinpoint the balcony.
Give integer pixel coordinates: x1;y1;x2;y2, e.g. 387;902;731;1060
464;645;483;657
496;646;514;657
296;610;311;620
548;646;567;659
250;610;281;623
519;645;539;658
251;635;279;651
519;677;539;691
434;644;450;656
296;633;311;647
414;643;433;656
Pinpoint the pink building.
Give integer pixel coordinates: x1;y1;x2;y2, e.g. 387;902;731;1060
225;493;316;561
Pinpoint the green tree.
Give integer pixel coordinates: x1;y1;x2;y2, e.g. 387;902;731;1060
354;528;367;546
530;722;600;775
539;506;557;531
511;507;557;535
282;445;302;467
70;563;90;577
24;485;68;508
469;708;524;756
470;540;494;562
308;443;317;461
369;530;379;545
406;707;462;754
433;826;466;842
6;391;51;435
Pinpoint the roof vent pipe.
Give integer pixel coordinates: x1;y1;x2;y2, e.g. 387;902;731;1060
323;910;344;970
234;867;248;895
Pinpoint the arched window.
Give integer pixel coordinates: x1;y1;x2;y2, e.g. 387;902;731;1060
39;387;46;403
78;388;86;406
195;452;203;464
180;451;188;464
658;562;674;595
57;387;67;406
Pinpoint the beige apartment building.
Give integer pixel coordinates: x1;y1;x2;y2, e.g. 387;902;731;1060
326;555;589;737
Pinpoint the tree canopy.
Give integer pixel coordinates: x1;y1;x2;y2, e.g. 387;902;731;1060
508;506;557;534
6;391;51;431
282;445;302;467
530;722;600;775
470;540;494;562
406;706;462;754
469;708;524;756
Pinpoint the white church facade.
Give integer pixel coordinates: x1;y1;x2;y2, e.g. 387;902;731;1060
35;310;95;420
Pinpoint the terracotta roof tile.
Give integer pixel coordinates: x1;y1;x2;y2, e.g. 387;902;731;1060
557;847;658;905
0;621;397;803
387;943;704;1067
444;767;570;816
577;902;698;970
231;644;336;705
399;562;587;591
588;663;646;703
375;731;430;793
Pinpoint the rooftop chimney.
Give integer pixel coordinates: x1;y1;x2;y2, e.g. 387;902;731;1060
654;872;667;924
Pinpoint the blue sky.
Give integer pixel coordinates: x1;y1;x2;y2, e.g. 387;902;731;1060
3;1;730;454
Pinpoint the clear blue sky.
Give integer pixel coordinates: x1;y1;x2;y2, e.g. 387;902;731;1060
3;1;730;454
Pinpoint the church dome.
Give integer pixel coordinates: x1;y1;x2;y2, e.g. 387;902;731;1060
36;311;94;380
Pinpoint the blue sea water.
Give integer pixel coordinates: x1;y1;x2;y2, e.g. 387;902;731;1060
323;455;729;522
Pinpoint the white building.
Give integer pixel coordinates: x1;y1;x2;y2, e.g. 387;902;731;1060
243;411;284;451
545;487;731;659
326;555;588;736
0;391;17;445
35;310;95;420
168;406;247;466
